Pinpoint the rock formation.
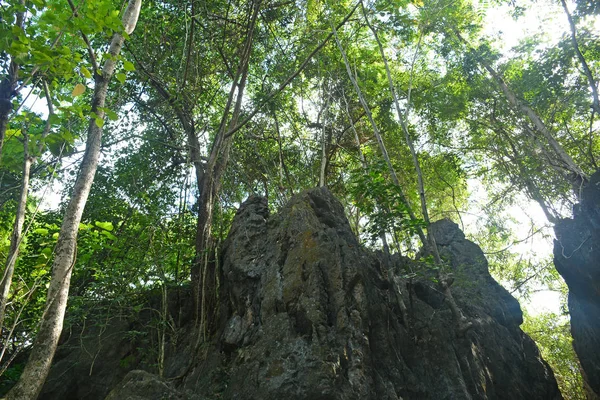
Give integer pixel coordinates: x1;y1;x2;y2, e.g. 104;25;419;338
38;187;561;399
554;170;600;399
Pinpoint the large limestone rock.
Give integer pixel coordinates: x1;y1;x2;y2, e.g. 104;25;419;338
554;170;600;399
39;187;561;399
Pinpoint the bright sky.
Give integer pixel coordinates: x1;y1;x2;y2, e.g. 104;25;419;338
464;177;561;315
468;0;587;316
483;2;569;51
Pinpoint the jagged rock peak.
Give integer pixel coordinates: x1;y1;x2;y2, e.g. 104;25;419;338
39;187;561;400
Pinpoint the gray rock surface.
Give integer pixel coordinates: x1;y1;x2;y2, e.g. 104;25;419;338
554;170;600;399
39;187;561;400
104;370;189;400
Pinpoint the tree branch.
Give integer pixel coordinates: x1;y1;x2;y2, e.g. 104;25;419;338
224;1;361;139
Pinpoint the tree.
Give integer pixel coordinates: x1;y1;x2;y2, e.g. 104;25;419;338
0;82;52;334
560;0;600;115
0;0;25;157
5;1;142;397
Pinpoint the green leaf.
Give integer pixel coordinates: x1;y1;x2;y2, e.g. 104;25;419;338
105;109;118;121
34;228;49;235
95;118;104;128
81;67;92;79
123;61;135;71
72;83;86;97
95;221;114;231
100;230;117;240
116;72;126;84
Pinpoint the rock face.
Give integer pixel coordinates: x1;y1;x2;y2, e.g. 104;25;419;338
38;286;196;400
104;370;188;400
39;187;561;399
554;170;600;399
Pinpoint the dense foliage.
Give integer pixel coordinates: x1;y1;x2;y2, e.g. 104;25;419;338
1;0;597;397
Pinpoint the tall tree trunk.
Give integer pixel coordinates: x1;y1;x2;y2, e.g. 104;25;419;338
344;86;411;326
560;0;600;115
192;0;261;336
5;2;142;398
453;29;587;189
222;2;359;139
0;0;26;158
362;4;470;332
0;81;53;336
319;95;330;188
330;16;428;248
342;90;366;169
273;110;294;196
361;2;442;263
0;134;32;334
499;126;559;223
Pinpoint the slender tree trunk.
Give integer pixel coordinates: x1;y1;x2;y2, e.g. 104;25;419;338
561;0;600;115
361;3;442;262
273;110;294;196
362;5;470;332
319;95;330;187
342;90;366;169
495;123;560;223
0;135;32;334
0;0;26;158
5;3;141;398
223;2;359;139
453;29;587;187
331;16;428;247
319;127;327;187
158;281;167;378
0;80;53;337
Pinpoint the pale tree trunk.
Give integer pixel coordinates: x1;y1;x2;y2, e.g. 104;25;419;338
0;0;26;158
0;134;32;334
361;3;440;259
561;0;600;115
273;110;294;196
502;128;560;223
222;3;359;140
331;16;428;248
319;123;327;187
344;86;411;326
453;30;587;188
134;0;260;331
0;81;53;336
362;4;470;333
185;0;358;333
319;95;330;188
5;2;142;398
342;90;366;169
